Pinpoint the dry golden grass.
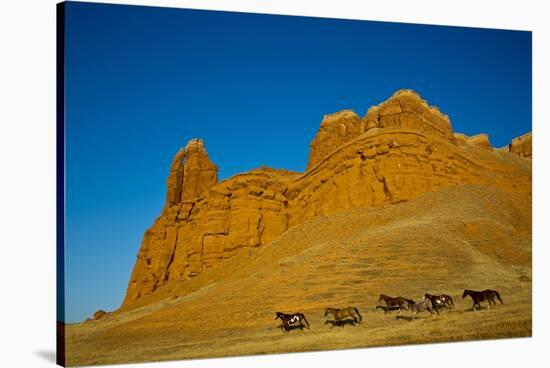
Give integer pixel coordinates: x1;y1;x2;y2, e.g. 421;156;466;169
65;184;531;366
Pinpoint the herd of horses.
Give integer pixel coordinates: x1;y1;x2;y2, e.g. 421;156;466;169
275;289;503;332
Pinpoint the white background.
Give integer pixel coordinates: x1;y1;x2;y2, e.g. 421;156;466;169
0;0;547;367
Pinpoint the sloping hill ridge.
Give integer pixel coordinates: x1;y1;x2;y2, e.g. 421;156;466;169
65;184;531;365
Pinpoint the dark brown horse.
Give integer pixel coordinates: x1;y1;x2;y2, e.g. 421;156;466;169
324;307;362;326
378;294;415;312
462;289;503;311
424;293;454;311
275;312;310;332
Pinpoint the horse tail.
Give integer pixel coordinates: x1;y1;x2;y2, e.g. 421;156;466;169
300;314;310;329
354;307;362;323
494;291;504;304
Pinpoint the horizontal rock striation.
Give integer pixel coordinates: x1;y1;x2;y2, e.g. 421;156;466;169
286;127;528;227
361;90;454;142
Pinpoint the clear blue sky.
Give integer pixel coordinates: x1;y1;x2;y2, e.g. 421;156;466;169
63;1;531;323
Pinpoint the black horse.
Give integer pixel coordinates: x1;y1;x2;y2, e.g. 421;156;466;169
462;289;503;311
274;312;310;332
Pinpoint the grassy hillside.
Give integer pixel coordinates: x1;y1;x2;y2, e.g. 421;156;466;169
65;183;531;366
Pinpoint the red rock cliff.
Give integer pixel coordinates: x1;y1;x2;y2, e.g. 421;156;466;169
122;90;531;307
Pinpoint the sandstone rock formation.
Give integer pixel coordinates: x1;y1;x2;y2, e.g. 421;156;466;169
507;132;532;159
361;90;454;142
180;138;219;201
166;138;218;206
122;89;532;307
92;310;107;320
165;148;185;206
307;110;361;170
454;132;492;150
123;139;299;305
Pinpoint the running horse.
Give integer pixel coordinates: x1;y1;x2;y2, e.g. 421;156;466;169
424;293;454;311
409;298;439;316
274;312;310;332
324;307;362;326
462;289;503;311
378;294;415;313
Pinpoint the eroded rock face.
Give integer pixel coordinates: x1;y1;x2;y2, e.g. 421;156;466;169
286;128;527;227
467;134;492;150
122;90;531;308
166;148;185;206
307;110;361;170
508;132;532;159
93;310;107;320
454;133;492;150
361;90;454;143
453;133;469;146
123;152;298;305
181;138;219;201
125;138;220;305
166;139;218;206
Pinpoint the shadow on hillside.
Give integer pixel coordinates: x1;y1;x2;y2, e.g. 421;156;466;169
395;315;419;321
464;306;489;312
275;324;309;333
325;319;359;328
